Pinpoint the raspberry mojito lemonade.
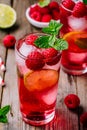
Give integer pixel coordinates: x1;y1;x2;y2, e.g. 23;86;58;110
59;0;87;75
62;31;87;75
15;20;68;126
60;0;87;35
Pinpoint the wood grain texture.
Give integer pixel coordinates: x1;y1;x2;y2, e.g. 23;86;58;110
0;0;87;130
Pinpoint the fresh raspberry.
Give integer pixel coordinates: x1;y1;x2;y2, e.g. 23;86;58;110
72;2;87;18
40;6;50;14
42;48;60;65
25;51;45;70
41;14;52;22
25;34;38;45
52;9;60;20
49;1;59;11
30;11;41;21
62;0;75;10
80;112;87;127
29;4;41;14
64;94;80;109
3;35;16;48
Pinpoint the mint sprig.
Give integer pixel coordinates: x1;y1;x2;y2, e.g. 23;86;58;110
42;20;63;35
38;0;50;7
0;105;10;123
34;20;68;50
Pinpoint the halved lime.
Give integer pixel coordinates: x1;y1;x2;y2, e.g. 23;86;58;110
0;4;17;28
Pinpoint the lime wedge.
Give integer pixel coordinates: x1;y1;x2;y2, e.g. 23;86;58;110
0;4;17;28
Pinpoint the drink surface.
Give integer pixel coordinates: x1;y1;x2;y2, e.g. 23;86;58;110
15;33;61;125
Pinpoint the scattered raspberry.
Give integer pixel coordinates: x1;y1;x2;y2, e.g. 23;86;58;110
64;94;80;109
62;0;75;10
72;2;87;18
80;112;87;127
25;51;45;70
52;9;60;20
30;11;41;21
3;35;16;48
41;14;52;22
42;48;60;65
49;1;59;11
25;34;38;45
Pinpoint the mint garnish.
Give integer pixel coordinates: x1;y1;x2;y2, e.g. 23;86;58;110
42;20;63;35
34;20;68;50
38;0;50;7
83;0;87;4
0;105;10;123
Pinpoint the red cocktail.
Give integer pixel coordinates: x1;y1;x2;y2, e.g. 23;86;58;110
15;33;61;126
61;31;87;75
59;0;87;75
60;0;87;36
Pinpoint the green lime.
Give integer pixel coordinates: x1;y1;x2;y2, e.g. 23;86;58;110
0;4;17;28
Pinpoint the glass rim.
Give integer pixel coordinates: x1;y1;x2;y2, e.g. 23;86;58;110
60;3;72;13
15;32;62;60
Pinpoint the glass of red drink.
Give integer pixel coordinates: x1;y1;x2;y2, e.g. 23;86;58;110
15;33;62;126
59;0;87;75
60;0;87;36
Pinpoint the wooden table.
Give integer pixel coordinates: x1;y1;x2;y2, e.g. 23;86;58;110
0;0;87;130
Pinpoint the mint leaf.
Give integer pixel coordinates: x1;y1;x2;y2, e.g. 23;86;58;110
0;105;10;123
48;35;56;46
0;105;10;116
83;0;87;4
0;115;8;123
34;35;51;48
34;20;68;50
42;20;63;35
53;38;68;50
38;0;50;7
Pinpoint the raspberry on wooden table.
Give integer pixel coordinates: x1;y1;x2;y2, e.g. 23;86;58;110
3;35;16;48
64;94;80;109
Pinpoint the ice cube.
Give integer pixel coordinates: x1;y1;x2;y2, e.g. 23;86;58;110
68;52;86;64
42;85;58;105
68;16;87;31
43;61;61;71
15;51;25;65
19;42;36;57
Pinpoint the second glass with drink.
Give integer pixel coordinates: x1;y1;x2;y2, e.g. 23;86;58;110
60;0;87;75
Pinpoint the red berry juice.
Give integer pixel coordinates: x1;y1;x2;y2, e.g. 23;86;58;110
60;1;87;36
59;1;87;75
15;33;61;126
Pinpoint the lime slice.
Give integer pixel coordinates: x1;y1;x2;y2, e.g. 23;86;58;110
0;4;17;28
38;0;50;7
24;69;58;91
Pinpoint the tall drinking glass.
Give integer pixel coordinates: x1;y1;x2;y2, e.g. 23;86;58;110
60;0;87;75
15;33;61;126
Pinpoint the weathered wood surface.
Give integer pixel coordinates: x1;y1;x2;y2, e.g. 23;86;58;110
0;0;87;130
